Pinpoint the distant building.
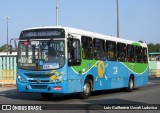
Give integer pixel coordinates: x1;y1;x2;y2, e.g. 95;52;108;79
149;52;160;61
0;52;17;87
149;52;160;77
0;52;17;56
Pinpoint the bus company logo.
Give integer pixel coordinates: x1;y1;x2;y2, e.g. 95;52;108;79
113;67;118;75
36;79;41;83
97;61;105;78
2;105;11;110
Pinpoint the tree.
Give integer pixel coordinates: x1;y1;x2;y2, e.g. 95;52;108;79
148;43;160;53
0;44;9;52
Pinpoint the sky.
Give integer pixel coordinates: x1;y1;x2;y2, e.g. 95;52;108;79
0;0;160;46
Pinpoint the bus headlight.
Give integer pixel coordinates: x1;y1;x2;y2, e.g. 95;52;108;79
17;75;27;83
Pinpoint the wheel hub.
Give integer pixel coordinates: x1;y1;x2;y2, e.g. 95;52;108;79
84;83;90;95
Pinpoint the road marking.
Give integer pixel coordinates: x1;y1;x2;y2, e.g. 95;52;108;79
9;93;18;95
0;93;5;96
148;82;155;84
148;82;152;84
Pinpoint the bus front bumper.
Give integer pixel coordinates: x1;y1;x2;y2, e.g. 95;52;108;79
16;80;67;94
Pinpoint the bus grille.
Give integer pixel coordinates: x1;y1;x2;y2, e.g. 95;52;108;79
28;80;50;83
30;85;48;89
25;73;52;78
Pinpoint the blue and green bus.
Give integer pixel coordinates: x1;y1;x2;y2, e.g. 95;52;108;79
13;26;149;99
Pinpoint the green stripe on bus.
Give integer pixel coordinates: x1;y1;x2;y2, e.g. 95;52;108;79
123;62;148;74
72;59;97;74
131;42;142;47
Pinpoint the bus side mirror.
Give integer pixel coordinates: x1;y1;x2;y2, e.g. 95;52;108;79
9;45;12;54
68;38;73;48
10;38;18;53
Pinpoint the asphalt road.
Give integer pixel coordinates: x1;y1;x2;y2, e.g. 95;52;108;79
0;78;160;113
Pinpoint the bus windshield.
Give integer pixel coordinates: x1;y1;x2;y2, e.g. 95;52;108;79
17;40;65;70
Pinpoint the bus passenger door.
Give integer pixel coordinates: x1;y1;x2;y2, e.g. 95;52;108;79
67;36;83;93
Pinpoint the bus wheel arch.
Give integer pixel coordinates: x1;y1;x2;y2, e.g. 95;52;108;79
78;74;94;99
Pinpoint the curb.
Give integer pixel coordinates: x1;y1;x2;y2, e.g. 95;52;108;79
0;80;16;87
0;83;16;87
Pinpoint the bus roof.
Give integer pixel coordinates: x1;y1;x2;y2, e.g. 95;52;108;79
22;26;147;47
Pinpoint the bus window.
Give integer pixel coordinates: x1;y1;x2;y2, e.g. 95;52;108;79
81;36;93;59
143;48;148;63
117;43;127;62
93;38;105;60
135;46;143;63
106;41;116;61
68;38;81;66
127;45;135;62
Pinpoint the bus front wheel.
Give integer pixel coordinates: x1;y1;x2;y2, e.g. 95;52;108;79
41;93;54;99
78;79;92;99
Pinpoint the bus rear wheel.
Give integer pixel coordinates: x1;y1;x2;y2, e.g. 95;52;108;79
41;93;54;99
78;79;92;99
127;76;134;92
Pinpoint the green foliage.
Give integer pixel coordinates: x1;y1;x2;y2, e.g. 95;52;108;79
0;44;8;52
0;44;16;52
148;43;160;53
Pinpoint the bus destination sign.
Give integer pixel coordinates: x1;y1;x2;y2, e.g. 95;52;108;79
20;29;65;39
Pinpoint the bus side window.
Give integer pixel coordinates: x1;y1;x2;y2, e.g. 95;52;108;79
93;38;105;60
81;36;93;59
117;43;127;62
135;46;143;63
106;41;116;61
143;48;148;63
127;45;135;62
68;38;81;66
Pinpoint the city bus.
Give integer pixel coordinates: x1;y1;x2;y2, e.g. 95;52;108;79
12;26;149;99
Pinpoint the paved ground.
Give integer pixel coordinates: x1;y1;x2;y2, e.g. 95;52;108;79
0;78;160;113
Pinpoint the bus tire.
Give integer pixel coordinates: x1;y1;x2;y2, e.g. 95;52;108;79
41;93;54;99
127;76;134;92
78;79;92;99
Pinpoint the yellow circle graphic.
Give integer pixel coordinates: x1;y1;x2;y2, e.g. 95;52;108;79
98;61;105;78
